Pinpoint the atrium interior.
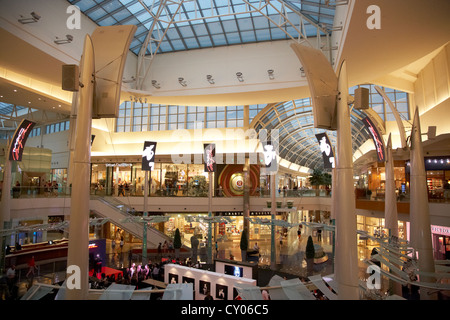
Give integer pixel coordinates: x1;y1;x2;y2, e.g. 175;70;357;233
0;0;449;303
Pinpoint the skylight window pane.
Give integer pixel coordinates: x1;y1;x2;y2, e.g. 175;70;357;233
197;36;213;47
128;2;143;14
166;28;181;39
193;24;209;36
240;31;256;42
255;29;271;41
226;32;241;43
136;11;152;23
237;18;253;31
119;0;134;5
208;22;223;34
252;16;269;29
185;38;200;49
212;34;227;46
222;20;238;32
179;26;195;38
171;39;186;50
98;16;117;26
76;0;97;12
114;9;132;21
102;0;122;13
89;8;108;21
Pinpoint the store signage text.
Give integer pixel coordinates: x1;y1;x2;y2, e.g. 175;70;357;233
105;163;132;167
431;225;450;236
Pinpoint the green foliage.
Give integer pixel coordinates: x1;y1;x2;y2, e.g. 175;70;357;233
240;229;248;251
309;169;324;186
305;236;315;259
309;169;332;187
187;175;209;197
173;228;182;249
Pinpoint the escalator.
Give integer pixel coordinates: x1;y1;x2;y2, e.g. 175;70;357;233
89;196;173;249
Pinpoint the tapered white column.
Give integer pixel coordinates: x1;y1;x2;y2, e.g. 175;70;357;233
409;107;436;300
334;61;359;300
66;35;94;300
385;134;398;238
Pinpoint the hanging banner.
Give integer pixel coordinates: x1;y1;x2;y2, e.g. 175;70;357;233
203;143;216;172
9;119;35;161
262;141;277;173
362;116;386;162
315;132;335;169
142;141;157;171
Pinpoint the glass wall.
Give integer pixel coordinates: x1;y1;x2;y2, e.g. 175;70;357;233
115;102;257;133
90;162;210;196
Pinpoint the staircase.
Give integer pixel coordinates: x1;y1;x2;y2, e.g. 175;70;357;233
89;196;172;248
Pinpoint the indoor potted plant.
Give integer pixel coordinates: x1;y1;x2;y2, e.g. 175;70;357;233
305;235;315;276
173;228;182;258
240;229;248;262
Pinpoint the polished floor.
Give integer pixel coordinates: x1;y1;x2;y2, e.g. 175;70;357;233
12;225;449;300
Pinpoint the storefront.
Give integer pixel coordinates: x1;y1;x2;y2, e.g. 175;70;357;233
431;225;450;260
360;160;408;200
356;215;407;246
90;160;210;197
406;156;450;200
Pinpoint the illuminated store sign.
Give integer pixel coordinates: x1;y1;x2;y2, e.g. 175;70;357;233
203;143;216;172
263;141;277;173
362;116;386;162
105;163;132;167
9;119;35;161
142;141;157;171
315;132;335;169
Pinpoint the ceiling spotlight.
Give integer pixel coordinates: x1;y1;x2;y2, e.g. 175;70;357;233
122;76;136;83
300;67;305;77
18;11;41;24
151;80;160;89
54;34;74;45
236;72;244;82
206;75;215;85
267;69;275;80
178;77;187;87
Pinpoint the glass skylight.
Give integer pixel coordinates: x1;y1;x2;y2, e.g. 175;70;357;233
67;0;335;55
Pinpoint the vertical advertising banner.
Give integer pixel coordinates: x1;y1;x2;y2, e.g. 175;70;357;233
262;141;278;173
362;116;386;162
9;119;35;161
315;132;335;169
142;141;157;171
203;143;216;172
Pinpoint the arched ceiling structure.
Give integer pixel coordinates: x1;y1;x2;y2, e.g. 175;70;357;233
251;98;373;171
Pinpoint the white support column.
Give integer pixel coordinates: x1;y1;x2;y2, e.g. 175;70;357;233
66;34;95;300
385;134;398;238
409;107;436;300
333;61;359;300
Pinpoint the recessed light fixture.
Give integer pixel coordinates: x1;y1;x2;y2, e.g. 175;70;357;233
18;12;41;24
13;89;17;92
178;77;187;87
54;34;74;45
151;80;160;89
236;72;244;82
206;75;215;84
